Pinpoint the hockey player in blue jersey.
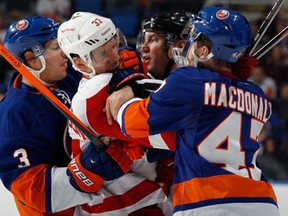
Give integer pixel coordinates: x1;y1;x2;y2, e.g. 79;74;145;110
0;16;133;216
105;7;279;216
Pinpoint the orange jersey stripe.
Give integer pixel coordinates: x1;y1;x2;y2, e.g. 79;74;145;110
173;174;277;207
14;197;75;216
11;164;50;213
68;155;104;193
124;98;151;138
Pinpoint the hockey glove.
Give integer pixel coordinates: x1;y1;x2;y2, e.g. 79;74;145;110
129;79;163;98
109;67;149;93
119;47;148;74
231;56;259;80
67;142;133;193
122;140;145;160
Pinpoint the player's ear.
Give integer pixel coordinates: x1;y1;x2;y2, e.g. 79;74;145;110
72;56;81;67
176;39;186;49
199;45;210;58
23;51;40;68
24;51;36;63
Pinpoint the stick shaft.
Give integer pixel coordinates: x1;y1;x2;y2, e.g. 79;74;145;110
0;43;107;150
249;0;286;56
253;26;288;59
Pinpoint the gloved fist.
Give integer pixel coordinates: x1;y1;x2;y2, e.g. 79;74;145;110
109;67;149;93
231;56;259;80
119;47;148;74
105;141;134;174
67;142;133;193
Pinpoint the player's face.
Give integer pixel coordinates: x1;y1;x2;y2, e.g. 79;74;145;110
40;38;68;83
140;32;169;79
90;37;120;74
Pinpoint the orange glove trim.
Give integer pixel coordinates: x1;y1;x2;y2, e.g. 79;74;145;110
68;155;104;193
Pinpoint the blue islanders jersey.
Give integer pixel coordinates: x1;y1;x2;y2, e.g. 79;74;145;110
0;68;86;215
117;66;279;216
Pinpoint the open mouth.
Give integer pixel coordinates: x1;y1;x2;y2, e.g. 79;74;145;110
142;56;151;65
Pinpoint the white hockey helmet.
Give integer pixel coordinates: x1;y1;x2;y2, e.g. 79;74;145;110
58;12;117;77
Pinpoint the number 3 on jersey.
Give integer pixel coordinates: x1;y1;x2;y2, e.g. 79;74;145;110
14;148;31;168
198;111;263;172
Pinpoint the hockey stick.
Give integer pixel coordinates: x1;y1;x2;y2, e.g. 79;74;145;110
248;0;286;56
0;43;107;150
253;25;288;59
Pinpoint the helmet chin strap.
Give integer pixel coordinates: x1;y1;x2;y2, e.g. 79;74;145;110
24;55;55;87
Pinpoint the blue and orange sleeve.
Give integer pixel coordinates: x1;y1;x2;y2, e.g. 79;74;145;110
121;98;151;138
10;164;52;213
119;98;176;151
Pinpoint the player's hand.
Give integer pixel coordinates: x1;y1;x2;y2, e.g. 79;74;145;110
231;56;259;80
105;86;134;125
67;142;133;193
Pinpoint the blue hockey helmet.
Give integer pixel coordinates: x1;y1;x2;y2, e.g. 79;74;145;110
4;16;59;62
182;7;252;63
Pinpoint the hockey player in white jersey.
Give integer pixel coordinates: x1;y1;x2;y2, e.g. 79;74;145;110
58;11;174;215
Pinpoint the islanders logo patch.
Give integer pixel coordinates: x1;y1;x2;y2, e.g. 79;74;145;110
16;19;29;30
216;9;230;20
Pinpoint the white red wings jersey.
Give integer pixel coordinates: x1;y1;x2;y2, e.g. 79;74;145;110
69;73;176;156
68;73;174;215
117;67;279;216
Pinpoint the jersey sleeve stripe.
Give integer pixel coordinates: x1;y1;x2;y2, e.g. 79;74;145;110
10;164;50;212
173;174;277;207
119;98;151;138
